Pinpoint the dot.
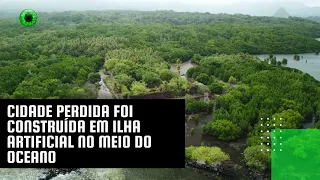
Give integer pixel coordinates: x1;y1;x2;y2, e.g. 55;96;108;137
280;149;282;151
267;124;269;126
273;130;276;132
273;124;276;126
273;118;275;120
267;143;269;145
280;143;282;145
261;124;263;126
261;130;263;132
280;137;282;139
267;149;269;152
274;149;276;151
261;143;263;145
267;130;269;132
280;124;282;126
280;130;282;132
273;137;276;139
261;137;263;139
280;118;282;120
24;13;33;22
261;149;263;151
267;118;269;120
267;136;269;139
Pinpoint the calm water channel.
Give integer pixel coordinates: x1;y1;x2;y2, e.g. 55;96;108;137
254;53;320;81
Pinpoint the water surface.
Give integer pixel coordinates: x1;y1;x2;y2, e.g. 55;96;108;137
254;53;320;81
170;61;196;76
97;70;113;99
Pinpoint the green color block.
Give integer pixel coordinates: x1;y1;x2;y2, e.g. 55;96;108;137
271;129;320;180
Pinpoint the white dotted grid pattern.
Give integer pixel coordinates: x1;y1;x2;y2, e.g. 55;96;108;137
260;118;282;152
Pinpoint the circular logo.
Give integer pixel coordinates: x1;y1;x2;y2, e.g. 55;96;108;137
19;9;38;27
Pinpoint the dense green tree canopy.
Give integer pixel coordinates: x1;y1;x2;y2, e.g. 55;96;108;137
0;11;319;175
193;53;320;170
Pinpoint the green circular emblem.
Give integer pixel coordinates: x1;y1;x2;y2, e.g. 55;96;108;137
20;9;38;27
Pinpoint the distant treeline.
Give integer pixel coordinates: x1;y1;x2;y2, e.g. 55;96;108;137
0;10;320;99
306;16;320;23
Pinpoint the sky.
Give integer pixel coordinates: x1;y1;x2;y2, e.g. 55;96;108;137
1;0;320;16
1;0;319;5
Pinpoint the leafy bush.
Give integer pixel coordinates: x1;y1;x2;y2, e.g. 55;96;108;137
186;100;213;114
244;145;270;171
209;82;224;94
185;146;230;164
203;119;240;141
228;76;237;84
196;73;210;85
88;72;101;83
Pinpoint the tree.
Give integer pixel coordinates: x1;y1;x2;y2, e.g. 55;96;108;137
196;73;210;85
209;82;224;94
193;82;209;94
214;108;231;121
0;93;10;99
269;54;274;59
185;100;212;114
142;71;161;87
270;58;277;65
114;74;134;88
88;72;100;83
228;76;237;85
77;68;88;84
185;146;230;164
130;81;150;96
244;145;270;171
272;109;304;129
282;58;288;65
191;54;202;64
168;77;189;94
159;69;175;82
43;79;62;94
186;67;202;79
121;85;130;98
204;119;240;141
103;58;118;70
315;121;320;129
111;63;131;75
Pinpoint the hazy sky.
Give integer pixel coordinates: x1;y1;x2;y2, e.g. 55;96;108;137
1;0;320;16
1;0;319;5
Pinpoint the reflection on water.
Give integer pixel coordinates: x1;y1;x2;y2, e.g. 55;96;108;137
0;113;242;180
185;113;249;180
254;53;320;81
121;168;212;180
0;168;212;180
170;54;320;81
97;70;113;99
0;168;46;180
186;113;213;147
170;60;196;75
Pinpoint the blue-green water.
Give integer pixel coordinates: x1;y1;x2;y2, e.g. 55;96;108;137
254;53;320;81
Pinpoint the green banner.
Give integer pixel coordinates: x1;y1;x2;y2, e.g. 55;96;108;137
271;129;320;180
